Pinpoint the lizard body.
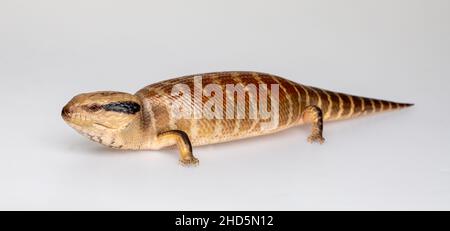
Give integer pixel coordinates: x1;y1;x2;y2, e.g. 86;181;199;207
62;71;413;166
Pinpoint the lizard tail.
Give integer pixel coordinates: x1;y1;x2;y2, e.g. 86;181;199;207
309;87;414;121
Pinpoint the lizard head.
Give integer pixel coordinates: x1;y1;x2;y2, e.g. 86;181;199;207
62;91;143;149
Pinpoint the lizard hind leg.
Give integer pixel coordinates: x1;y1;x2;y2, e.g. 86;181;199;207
157;130;199;167
302;105;326;144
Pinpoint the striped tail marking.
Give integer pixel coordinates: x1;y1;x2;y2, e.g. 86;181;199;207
298;85;413;121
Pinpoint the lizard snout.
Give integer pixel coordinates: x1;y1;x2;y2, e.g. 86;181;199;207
61;104;72;119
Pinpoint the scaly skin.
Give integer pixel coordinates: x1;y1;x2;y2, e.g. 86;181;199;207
62;71;413;166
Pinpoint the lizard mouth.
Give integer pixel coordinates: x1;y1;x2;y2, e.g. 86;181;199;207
93;123;115;129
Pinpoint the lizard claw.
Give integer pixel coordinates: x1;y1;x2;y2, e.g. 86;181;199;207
179;157;199;167
307;134;325;144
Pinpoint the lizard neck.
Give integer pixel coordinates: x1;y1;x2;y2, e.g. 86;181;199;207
113;114;149;150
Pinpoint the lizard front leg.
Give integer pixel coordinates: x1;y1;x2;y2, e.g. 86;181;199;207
302;105;326;144
157;130;199;167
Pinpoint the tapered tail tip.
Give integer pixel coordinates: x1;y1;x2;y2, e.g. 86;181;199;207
404;103;414;107
398;102;414;108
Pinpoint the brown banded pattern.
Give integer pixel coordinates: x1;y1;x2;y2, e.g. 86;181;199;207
134;71;413;146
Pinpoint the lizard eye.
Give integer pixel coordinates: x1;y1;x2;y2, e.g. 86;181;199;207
85;104;102;112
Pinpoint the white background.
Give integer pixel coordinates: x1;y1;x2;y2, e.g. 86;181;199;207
1;0;449;210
